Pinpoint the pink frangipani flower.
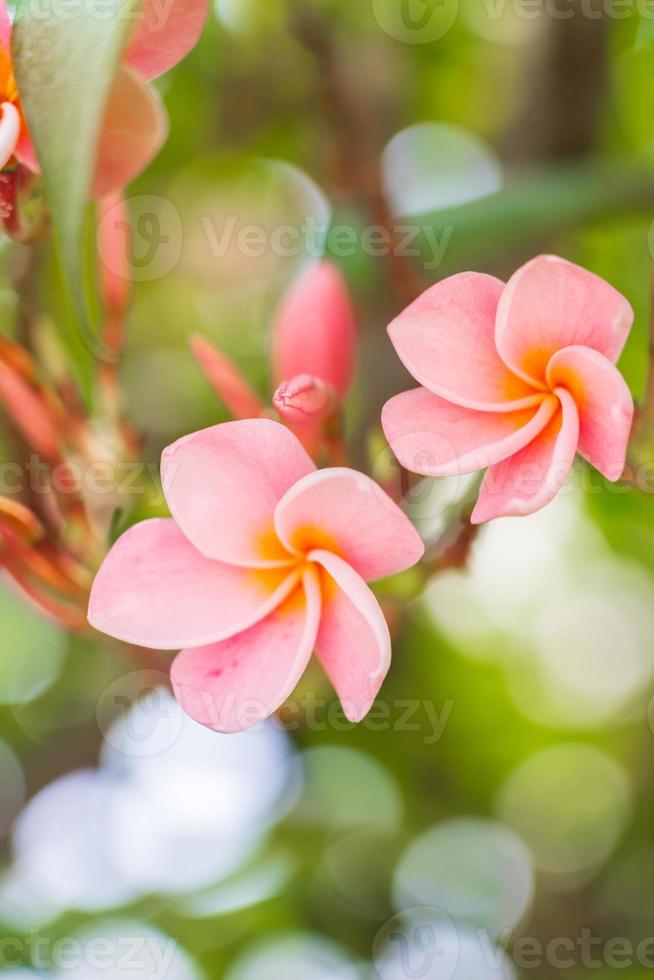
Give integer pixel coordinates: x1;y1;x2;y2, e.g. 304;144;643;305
88;419;424;732
0;0;208;195
382;255;635;523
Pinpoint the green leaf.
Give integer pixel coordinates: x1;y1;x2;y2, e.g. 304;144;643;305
0;582;65;705
11;0;136;366
412;160;654;277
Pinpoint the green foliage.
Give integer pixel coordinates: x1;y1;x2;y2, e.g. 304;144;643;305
12;0;136;375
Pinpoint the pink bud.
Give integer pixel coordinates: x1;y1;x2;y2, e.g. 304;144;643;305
190;333;265;420
273;374;339;426
272;261;358;396
97;191;132;317
1;549;88;630
0;334;37;382
0;168;18;235
0;365;61;461
0;496;43;544
0;166;47;243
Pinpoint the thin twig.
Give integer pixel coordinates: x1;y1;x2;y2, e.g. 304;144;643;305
290;1;426;306
423;474;484;573
625;265;654;482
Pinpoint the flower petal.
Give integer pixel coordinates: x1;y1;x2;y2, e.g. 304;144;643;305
124;0;209;80
0;0;10;49
170;566;322;733
471;388;579;523
274;467;424;582
272;261;357;395
88;518;299;649
495;255;634;387
388;272;538;411
310;549;391;723
91;66;168;199
546;345;633;481
0;102;20;170
14;126;38;174
382;387;558;477
161;419;316;567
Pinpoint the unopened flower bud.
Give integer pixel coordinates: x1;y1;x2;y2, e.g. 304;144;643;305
273;374;339;426
272;261;358;396
0;363;61;461
190;333;264;420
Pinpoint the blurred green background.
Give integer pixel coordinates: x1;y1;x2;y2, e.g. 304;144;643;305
3;0;654;977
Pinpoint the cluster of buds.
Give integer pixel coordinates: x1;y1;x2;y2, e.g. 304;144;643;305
0;331;97;628
0;196;138;629
0;491;90;630
0;0;211;623
191;260;358;463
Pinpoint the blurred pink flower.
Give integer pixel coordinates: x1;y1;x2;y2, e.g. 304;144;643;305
88;419;424;732
0;0;208;195
382;255;634;523
191;260;358;458
272;260;358;395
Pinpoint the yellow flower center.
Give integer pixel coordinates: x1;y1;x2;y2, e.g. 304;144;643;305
0;48;19;108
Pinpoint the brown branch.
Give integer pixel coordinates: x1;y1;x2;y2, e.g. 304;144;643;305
289;0;426;306
429;519;479;573
503;0;608;164
422;474;484;573
627;266;654;471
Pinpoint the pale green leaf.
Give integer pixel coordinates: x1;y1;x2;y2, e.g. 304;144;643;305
11;0;137;359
